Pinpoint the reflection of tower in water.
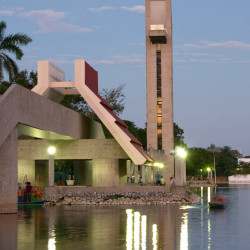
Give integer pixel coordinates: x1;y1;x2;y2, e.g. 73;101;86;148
126;207;184;250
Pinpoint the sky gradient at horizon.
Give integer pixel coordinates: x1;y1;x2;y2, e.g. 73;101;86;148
1;0;250;155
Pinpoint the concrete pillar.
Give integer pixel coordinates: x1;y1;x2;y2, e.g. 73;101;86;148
92;159;119;187
141;165;145;183
153;167;156;184
126;160;132;180
0;214;17;249
148;167;152;184
49;155;55;186
133;164;138;183
210;171;213;183
175;156;186;186
0;128;18;213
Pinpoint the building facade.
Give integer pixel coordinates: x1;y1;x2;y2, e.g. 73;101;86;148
145;0;174;176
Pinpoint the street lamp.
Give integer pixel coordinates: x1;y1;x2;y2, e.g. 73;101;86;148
207;167;211;182
170;147;187;176
209;144;217;186
176;147;187;158
48;146;56;187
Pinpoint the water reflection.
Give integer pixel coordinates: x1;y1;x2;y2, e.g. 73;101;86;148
152;224;158;250
48;207;56;250
180;213;188;250
207;186;211;203
3;186;249;249
125;209;155;250
15;205;184;250
207;218;211;250
141;215;147;250
48;230;56;250
0;214;17;250
126;209;133;250
134;211;140;250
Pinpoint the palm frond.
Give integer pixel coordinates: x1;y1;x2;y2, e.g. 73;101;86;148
0;21;6;42
0;21;32;81
2;53;18;82
0;42;23;59
2;33;32;46
0;57;3;81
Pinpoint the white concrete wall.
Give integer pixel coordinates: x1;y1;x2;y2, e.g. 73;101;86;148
229;174;250;184
18;139;128;160
92;159;119;187
18;160;35;187
0;128;18;213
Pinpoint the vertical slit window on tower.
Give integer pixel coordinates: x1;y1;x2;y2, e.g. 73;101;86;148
156;50;162;149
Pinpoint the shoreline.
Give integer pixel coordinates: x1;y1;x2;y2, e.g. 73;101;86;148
42;186;200;206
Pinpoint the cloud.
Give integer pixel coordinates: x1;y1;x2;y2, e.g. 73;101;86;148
173;58;188;63
21;9;92;34
50;59;73;65
183;52;212;57
92;54;145;66
120;5;145;13
87;5;145;13
237;59;250;63
184;41;250;50
128;42;145;47
189;58;215;63
87;6;115;12
0;10;14;16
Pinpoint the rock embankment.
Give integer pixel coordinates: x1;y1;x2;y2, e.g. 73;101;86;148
43;191;200;206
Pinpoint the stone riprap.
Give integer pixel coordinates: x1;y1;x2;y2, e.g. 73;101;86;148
43;191;200;206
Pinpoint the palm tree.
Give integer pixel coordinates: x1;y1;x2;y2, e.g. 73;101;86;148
0;21;32;81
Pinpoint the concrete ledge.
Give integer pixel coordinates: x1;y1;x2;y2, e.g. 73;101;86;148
44;186;170;196
170;186;188;195
43;186;200;206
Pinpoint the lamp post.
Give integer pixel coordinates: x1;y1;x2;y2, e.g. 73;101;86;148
213;150;216;186
170;149;176;176
207;167;211;183
170;147;187;186
48;146;56;187
210;144;217;186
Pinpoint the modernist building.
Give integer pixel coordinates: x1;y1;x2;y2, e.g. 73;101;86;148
145;0;174;178
0;60;154;213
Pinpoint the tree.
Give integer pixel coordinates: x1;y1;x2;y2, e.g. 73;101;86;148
216;146;240;176
0;21;32;81
186;147;214;177
123;120;147;150
60;84;125;120
0;69;37;94
174;122;185;147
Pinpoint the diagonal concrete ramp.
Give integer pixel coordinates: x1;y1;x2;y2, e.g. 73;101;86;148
0;84;103;148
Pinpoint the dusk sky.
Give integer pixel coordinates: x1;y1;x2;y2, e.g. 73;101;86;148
1;0;250;155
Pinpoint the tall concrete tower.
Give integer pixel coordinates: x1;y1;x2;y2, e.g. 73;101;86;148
145;0;174;176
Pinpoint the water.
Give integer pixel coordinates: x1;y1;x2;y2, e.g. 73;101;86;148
1;185;250;250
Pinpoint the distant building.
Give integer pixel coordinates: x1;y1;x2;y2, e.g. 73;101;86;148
238;158;250;165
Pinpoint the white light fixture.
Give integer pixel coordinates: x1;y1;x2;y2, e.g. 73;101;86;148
176;147;187;158
153;162;164;168
48;146;56;155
